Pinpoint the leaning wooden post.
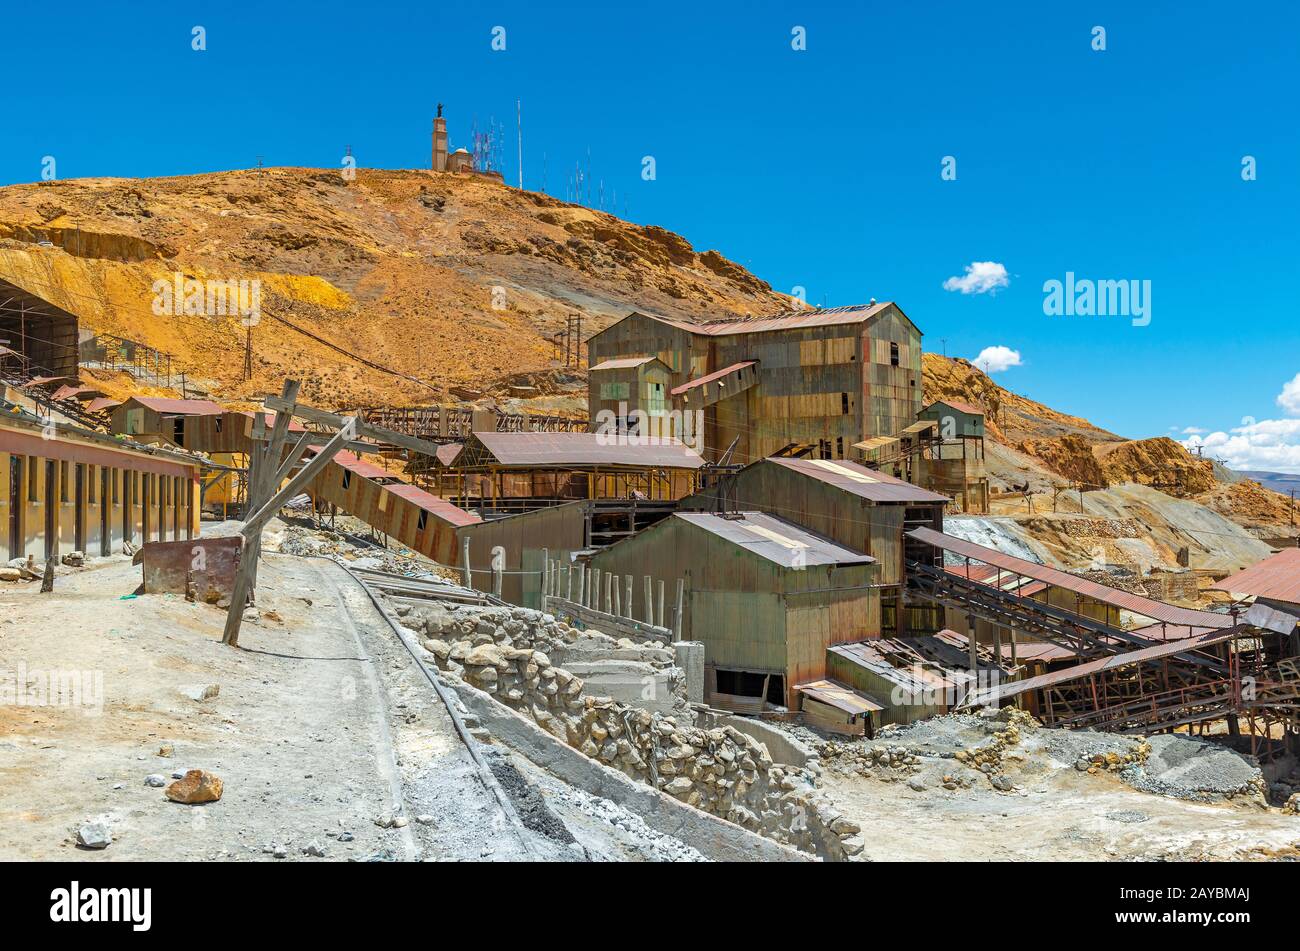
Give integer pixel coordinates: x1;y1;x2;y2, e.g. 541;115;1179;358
223;410;351;647
589;569;599;609
644;575;654;623
624;576;633;619
604;572;613;614
576;565;585;606
657;579;665;629
612;576;621;617
566;563;574;602
461;537;472;588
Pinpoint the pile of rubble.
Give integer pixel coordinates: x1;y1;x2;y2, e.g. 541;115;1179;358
406;601;861;860
818;708;1040;793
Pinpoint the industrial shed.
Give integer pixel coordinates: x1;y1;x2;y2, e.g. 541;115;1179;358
585;303;923;466
589;510;881;711
426;430;704;509
683;456;947;635
2;408;202;561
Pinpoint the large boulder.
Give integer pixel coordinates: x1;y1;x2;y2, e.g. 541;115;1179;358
165;769;224;804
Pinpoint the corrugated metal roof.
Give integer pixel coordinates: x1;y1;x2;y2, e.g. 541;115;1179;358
473;431;705;469
853;435;900;453
907;526;1234;628
925;399;985;417
1212;549;1300;606
669;361;756;396
965;627;1244;706
767;457;950;504
434;442;462;467
589;356;660;371
385;483;482;527
794;679;883;715
900;419;939;435
636;302;894;337
828;639;968;693
329;451;480;526
674;511;874;567
127;397;226;416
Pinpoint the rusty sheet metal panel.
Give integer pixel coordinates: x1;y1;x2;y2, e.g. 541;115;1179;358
138;536;240;602
1214;549;1300;606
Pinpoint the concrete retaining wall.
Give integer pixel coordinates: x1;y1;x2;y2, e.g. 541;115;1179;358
695;710;817;769
442;674;811;862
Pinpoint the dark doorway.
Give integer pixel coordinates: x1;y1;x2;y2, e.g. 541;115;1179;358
74;463;85;554
43;460;56;561
100;466;110;556
141;473;151;543
7;455;21;559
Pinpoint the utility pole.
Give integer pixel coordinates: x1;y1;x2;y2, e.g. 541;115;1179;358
243;323;253;381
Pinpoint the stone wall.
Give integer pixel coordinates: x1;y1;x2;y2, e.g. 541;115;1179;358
401;601;862;860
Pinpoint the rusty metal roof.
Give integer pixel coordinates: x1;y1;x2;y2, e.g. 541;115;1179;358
670;360;757;396
127;397;226;416
907;526;1234;629
589;356;661;371
473;431;705;469
767;457;950;504
674;511;874;568
330;451;480;526
924;399;985;417
964;626;1244;707
635;302;896;338
1212;548;1300;606
793;679;884;715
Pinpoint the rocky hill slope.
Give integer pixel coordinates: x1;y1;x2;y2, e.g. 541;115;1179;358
1;167;1293;540
0;167;787;407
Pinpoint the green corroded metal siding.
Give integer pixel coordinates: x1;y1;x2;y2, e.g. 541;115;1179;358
589;513;880;704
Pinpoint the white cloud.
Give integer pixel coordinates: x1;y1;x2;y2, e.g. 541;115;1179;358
1277;372;1300;416
943;261;1009;295
1182;375;1300;474
1181;417;1300;474
971;345;1022;374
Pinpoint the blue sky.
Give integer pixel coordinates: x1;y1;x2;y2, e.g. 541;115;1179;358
2;1;1297;468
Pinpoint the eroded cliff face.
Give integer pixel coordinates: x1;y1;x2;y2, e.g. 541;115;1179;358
0;168;788;407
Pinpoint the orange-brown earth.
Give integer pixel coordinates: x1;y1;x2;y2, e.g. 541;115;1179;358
0;167;787;408
0;167;1293;539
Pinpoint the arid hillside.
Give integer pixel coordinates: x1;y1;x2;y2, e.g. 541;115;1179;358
2;166;1294;539
923;354;1297;538
0;167;788;407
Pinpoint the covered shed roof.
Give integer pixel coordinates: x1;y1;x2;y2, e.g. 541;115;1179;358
906;526;1234;629
613;302;913;339
1212;548;1300;606
588;356;662;371
793;679;883;715
124;397;226;416
674;511;874;568
670;361;757;396
470;431;705;469
765;457;949;504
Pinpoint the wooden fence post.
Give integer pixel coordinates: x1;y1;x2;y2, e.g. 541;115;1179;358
644;576;654;623
461;537;472;588
624;576;633;619
657;579;666;629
